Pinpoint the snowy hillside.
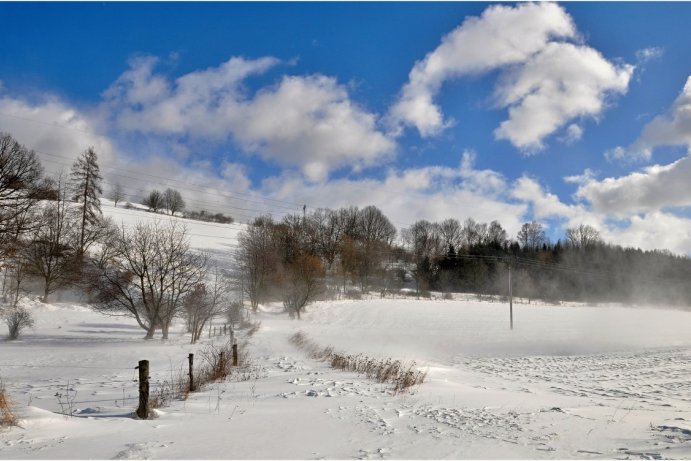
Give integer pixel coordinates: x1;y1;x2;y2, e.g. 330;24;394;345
2;203;691;459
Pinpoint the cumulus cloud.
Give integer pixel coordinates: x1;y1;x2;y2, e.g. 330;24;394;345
601;211;691;256
0;93;117;175
510;176;599;232
576;154;691;217
494;42;632;150
390;2;633;150
613;76;691;161
104;56;395;181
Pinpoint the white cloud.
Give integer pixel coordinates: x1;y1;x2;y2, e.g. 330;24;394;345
563;168;598;185
390;3;632;150
617;76;691;161
105;56;395;182
389;2;575;138
260;154;526;237
0;94;117;175
601;211;691;256
635;47;664;63
230;75;395;181
493;42;632;151
511;176;597;230
604;146;631;163
561;124;584;145
576;154;691;217
220;161;251;192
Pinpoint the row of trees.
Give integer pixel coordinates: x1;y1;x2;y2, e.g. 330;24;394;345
237;206;397;317
143;188;186;215
400;217;691;305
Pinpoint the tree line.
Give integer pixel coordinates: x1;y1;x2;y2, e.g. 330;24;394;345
237;211;691;311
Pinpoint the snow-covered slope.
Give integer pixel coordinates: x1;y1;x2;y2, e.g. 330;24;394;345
2;203;691;459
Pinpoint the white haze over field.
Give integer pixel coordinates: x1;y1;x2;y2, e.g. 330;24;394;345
1;203;691;459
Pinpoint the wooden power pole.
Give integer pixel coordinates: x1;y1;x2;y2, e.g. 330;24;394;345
509;263;513;330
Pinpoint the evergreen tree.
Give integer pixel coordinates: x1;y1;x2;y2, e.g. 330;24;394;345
70;147;103;255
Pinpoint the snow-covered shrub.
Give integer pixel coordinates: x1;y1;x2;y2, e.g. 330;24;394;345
4;307;34;340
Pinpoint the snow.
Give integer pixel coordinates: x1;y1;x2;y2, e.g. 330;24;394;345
2;202;691;459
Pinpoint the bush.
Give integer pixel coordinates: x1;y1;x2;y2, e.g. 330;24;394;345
4;308;34;340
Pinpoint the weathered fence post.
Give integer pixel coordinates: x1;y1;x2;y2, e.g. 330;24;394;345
188;353;195;392
219;351;225;376
232;343;238;366
223;324;227;335
136;360;149;419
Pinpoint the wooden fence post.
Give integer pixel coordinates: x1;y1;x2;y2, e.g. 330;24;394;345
219;351;225;376
136;360;149;419
232;343;238;366
188;353;195;392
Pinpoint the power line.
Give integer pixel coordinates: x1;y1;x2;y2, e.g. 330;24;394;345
37;151;302;217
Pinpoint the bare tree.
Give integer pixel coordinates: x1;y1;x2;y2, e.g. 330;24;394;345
70;147;103;256
1;250;29;309
486;220;508;248
461;218;487;248
356;206;396;290
164;188;185;215
109;183;124;207
23;182;79;302
565;224;602;249
438;218;462;253
402;220;441;295
282;254;324;320
517;221;546;250
184;267;230;343
143;190;164;213
358;205;396;245
92;221;207;339
0;133;43;247
307;208;343;271
237;218;276;311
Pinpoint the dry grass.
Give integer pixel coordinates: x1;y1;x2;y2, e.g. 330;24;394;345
289;332;426;394
1;380;19;428
149;341;245;410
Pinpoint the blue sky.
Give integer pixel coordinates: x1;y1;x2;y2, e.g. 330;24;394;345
2;2;691;252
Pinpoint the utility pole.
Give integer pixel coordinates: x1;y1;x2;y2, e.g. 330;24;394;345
508;263;513;330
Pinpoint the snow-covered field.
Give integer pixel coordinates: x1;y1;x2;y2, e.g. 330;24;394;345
2;203;691;459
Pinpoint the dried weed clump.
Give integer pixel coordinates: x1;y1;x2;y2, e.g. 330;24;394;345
289;331;426;393
0;380;19;428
